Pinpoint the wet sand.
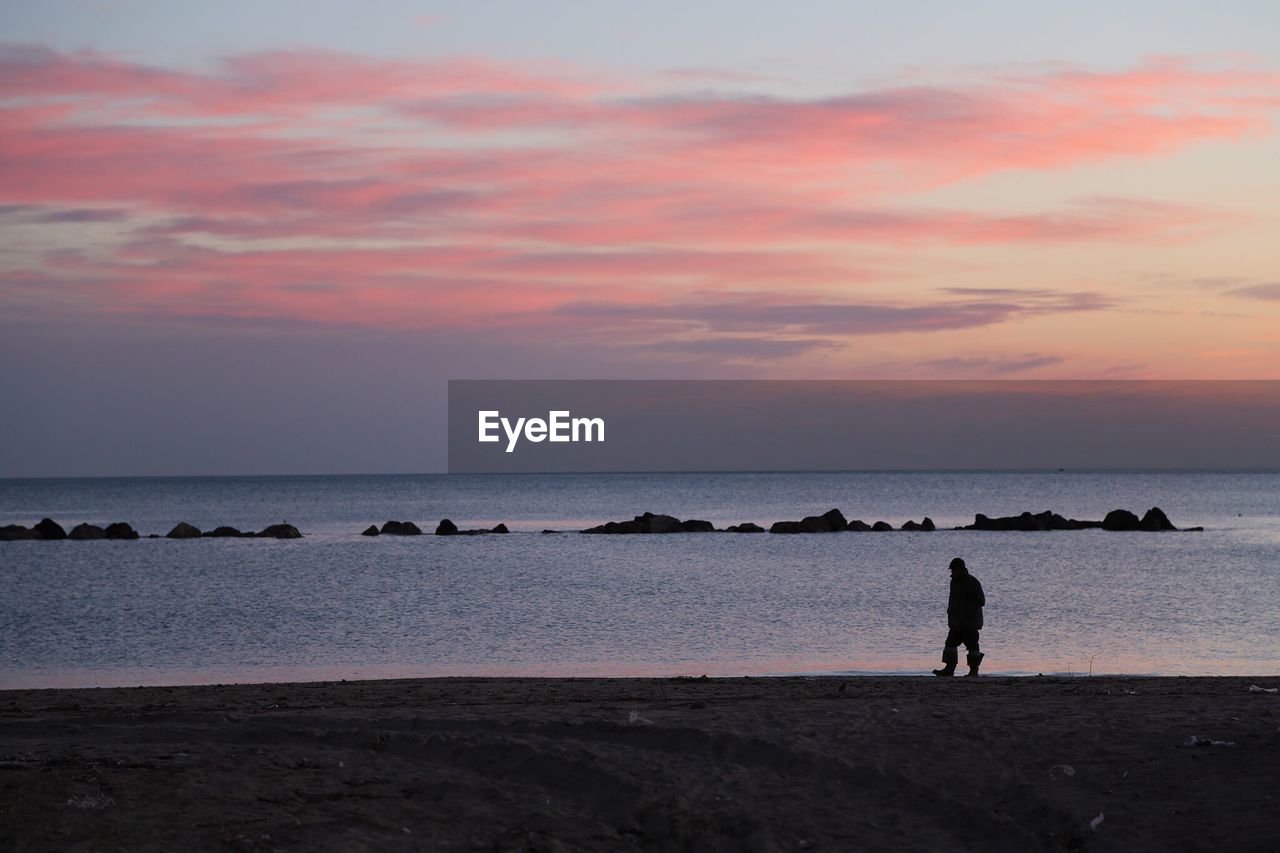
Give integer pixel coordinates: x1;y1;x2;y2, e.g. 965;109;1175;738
1;675;1278;851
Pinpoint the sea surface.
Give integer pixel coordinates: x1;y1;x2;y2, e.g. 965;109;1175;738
1;471;1277;688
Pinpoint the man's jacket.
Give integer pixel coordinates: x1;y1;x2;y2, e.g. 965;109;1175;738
948;572;985;630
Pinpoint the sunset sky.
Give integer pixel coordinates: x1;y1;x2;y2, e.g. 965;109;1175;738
2;2;1277;475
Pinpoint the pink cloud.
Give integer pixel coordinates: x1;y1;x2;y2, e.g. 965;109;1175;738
0;44;597;115
0;43;1275;351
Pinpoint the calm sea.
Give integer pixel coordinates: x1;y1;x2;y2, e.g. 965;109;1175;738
1;471;1277;688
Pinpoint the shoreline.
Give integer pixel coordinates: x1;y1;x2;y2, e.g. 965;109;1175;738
3;675;1278;849
5;668;1272;693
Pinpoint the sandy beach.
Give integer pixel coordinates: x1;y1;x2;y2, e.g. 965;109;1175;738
1;676;1277;851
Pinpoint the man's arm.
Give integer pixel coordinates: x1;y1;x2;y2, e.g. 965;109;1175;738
971;577;986;607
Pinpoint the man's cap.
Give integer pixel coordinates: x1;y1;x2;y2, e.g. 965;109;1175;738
949;557;966;570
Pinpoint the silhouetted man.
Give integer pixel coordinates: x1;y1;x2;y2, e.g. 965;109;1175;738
933;557;985;677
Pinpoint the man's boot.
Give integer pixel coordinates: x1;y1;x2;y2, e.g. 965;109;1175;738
932;646;958;677
966;652;984;677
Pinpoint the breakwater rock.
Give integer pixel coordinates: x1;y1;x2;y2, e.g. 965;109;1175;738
1;519;68;540
583;512;716;534
167;522;202;539
2;519;298;540
965;511;1094;531
770;508;847;533
962;507;1189;532
69;523;106;540
377;521;423;536
105;522;140;540
260;524;302;539
0;504;1202;543
165;522;301;539
4;519;136;540
769;511;934;533
436;519;510;536
361;519;509;536
726;523;765;533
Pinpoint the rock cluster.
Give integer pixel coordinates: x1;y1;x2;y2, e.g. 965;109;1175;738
367;520;422;536
965;511;1096;531
582;512;716;534
578;506;1191;535
165;522;302;539
962;507;1186;532
1104;507;1179;531
768;510;933;533
361;519;510;536
770;508;848;533
1;518;301;540
68;522;140;540
725;522;765;533
435;519;509;536
0;504;1200;543
2;518;140;540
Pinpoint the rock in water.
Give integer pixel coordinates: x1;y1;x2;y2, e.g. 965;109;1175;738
726;523;764;533
642;513;683;534
846;519;873;532
104;522;139;540
773;508;847;533
871;521;894;532
381;520;423;536
361;525;380;536
806;509;848;532
167;522;202;539
582;512;711;534
436;520;512;535
821;508;849;530
1102;509;1141;531
582;519;645;534
204;526;245;538
259;523;302;539
966;510;1100;531
0;525;36;541
1014;512;1046;531
33;518;67;540
1139;507;1177;531
69;523;107;540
